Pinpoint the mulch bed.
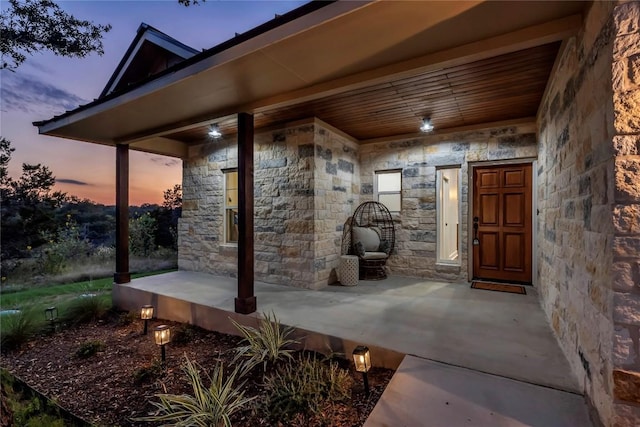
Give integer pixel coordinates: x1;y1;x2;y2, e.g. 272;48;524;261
0;311;393;426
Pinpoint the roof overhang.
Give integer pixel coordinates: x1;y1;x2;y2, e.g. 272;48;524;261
35;0;586;158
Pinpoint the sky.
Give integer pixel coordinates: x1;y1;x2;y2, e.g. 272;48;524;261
0;0;307;205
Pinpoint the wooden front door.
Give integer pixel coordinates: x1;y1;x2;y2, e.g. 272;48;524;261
473;163;532;284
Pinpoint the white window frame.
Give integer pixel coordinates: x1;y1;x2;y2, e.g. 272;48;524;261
223;169;238;244
374;169;402;212
436;166;462;265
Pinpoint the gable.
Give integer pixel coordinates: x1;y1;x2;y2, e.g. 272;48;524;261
100;23;199;98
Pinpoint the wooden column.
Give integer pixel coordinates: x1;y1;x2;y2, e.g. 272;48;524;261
114;144;131;284
235;112;256;314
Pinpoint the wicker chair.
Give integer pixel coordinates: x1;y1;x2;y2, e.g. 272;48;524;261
342;201;395;280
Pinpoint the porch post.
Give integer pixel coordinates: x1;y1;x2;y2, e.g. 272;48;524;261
235;112;257;314
114;144;131;284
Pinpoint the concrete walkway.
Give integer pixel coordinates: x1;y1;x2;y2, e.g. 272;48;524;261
114;271;592;426
365;356;591;427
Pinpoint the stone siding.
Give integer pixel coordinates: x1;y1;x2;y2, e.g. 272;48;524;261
179;119;358;290
253;124;316;288
537;2;640;425
611;1;640;425
359;125;537;281
179;140;239;276
312;124;360;288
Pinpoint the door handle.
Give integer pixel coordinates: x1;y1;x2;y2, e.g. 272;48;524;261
473;218;480;245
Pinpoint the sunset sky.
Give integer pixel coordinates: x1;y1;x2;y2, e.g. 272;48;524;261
1;0;307;205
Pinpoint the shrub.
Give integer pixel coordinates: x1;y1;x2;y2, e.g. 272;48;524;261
132;360;163;385
262;353;353;422
129;214;157;257
74;340;105;359
117;311;136;326
171;324;198;346
135;356;254;427
231;311;298;373
0;308;43;352
93;245;115;261
1;369;69;427
40;216;92;275
61;294;109;325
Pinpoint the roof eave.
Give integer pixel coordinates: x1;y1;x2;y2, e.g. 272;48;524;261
35;0;348;131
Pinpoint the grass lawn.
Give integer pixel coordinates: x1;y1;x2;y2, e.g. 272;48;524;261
0;270;174;310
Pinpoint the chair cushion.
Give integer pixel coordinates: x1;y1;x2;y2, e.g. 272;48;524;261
362;251;388;260
354;241;366;257
379;239;391;255
353;226;380;252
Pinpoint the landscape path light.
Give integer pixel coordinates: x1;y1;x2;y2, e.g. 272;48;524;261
154;325;171;363
352;345;371;396
140;305;154;335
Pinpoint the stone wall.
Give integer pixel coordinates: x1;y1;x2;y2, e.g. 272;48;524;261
312;124;360;288
179;139;239;275
536;1;640;425
359;124;537;281
253;123;316;288
179;119;358;290
611;1;640;425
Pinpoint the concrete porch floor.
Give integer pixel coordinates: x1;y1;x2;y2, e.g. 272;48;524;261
113;271;592;426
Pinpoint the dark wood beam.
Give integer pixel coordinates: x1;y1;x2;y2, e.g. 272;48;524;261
114;144;131;284
235;112;256;314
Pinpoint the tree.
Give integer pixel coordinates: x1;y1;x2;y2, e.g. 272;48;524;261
0;137;14;188
1;138;67;259
162;184;182;210
153;184;182;249
178;0;205;6
12;163;64;203
129;213;157;257
0;0;111;69
0;138;15;206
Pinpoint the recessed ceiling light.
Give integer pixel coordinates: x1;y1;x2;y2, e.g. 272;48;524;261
208;124;222;138
420;118;434;133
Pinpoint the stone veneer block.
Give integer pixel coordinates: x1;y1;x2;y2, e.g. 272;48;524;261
613;369;640;404
614;404;640;427
614;326;638;366
614;158;640;202
613;136;640;156
614;204;640;234
614;292;640;326
614;1;640;36
613;91;640;134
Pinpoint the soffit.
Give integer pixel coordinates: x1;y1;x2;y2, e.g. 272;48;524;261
166;42;560;142
36;0;586;155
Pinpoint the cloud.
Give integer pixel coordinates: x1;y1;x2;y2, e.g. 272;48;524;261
149;156;181;167
56;178;91;186
24;61;53;75
0;71;88;115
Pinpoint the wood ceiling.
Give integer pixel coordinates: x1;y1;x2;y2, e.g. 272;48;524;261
167;42;560;143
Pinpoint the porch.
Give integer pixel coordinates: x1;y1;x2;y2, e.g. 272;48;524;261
114;271;594;425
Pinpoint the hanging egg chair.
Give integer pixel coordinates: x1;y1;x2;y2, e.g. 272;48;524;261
342;201;395;280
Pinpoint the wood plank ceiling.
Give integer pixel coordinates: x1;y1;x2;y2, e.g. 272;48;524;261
166;42;561;143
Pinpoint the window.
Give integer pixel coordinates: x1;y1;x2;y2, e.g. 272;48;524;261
437;167;461;264
375;170;401;212
224;169;238;244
